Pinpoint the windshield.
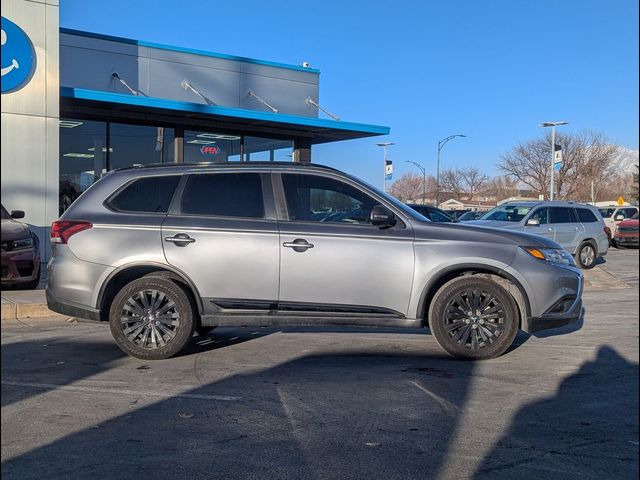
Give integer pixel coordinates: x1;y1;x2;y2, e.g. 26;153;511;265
480;205;533;222
598;208;616;218
0;205;10;220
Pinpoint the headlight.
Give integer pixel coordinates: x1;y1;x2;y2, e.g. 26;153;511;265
11;237;34;250
522;247;575;266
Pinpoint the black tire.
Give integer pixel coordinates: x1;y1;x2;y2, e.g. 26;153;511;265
196;325;217;336
428;276;519;360
109;276;196;360
575;242;597;269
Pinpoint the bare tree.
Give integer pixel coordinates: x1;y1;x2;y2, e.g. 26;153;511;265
440;169;465;201
499;131;618;200
389;173;424;202
460;167;490;201
484;175;519;201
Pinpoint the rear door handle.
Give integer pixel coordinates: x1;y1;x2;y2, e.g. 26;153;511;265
283;239;314;252
164;233;196;246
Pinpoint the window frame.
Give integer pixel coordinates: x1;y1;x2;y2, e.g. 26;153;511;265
272;171;407;229
171;170;276;221
104;174;182;215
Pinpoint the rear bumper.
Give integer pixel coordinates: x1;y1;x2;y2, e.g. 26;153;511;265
46;289;101;321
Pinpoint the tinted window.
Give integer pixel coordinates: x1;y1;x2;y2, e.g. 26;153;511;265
181;173;264;218
550;207;577;224
623;208;639;218
575;208;598;223
529;207;549;224
109;176;180;213
598;208;615;218
408;205;430;218
282;174;377;224
482;205;532;222
429;208;452;222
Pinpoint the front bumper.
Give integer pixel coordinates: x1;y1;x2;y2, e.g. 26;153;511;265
1;249;40;284
523;273;584;333
614;234;639;247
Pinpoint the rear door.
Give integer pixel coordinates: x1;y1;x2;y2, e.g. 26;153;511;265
162;171;280;308
550;207;583;252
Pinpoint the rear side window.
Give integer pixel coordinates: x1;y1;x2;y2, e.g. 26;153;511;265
109;175;180;213
181;173;264;218
549;207;577;224
575;208;598;223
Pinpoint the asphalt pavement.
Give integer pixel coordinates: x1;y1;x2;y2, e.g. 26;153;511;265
1;249;638;480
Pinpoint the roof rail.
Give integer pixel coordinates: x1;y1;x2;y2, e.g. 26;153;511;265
112;161;339;172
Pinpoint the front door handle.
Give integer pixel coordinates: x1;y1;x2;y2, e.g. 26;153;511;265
548;227;554;232
164;233;196;246
283;239;314;252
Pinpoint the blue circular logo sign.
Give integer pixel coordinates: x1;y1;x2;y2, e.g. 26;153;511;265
1;16;37;94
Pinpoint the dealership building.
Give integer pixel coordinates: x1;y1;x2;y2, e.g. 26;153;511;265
1;0;389;259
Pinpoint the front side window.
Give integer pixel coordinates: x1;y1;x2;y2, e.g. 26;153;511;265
598;208;615;218
550;207;577;224
181;173;264;218
623;208;639;218
108;176;180;213
529;207;549;224
282;174;378;224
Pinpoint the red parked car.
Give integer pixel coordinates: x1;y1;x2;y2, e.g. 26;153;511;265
1;204;41;289
614;212;639;248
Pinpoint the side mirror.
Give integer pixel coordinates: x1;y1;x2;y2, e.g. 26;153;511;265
615;214;625;221
370;205;396;228
10;210;25;219
526;218;540;226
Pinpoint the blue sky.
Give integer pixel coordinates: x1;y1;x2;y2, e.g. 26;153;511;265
60;0;639;187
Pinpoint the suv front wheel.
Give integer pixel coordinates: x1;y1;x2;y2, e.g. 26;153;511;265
575;242;597;269
429;276;519;360
109;277;196;360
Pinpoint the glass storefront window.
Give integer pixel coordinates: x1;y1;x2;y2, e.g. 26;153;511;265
109;123;174;170
59;119;107;215
184;131;241;163
244;136;293;161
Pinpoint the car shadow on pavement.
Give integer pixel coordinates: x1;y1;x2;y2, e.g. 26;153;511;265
2;348;476;480
473;346;639;480
1;338;126;408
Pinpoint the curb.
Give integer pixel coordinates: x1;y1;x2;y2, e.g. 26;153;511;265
1;302;64;321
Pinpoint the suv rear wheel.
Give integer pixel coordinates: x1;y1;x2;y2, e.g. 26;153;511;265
429;276;519;360
109;277;196;360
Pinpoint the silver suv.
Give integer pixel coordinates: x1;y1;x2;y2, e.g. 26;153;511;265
468;201;609;269
46;163;584;360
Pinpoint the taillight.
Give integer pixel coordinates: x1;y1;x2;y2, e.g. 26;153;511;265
50;220;93;244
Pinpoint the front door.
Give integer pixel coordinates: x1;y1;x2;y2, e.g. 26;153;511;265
276;173;415;317
162;171;280;307
524;207;555;240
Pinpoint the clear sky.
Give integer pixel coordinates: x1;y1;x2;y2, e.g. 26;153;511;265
60;0;639;188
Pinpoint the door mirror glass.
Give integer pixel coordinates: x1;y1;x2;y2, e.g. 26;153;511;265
370;205;396;228
526;217;540;226
615;214;625;221
10;210;25;219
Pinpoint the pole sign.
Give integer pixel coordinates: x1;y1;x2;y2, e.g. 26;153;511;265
554;144;563;171
385;160;393;180
1;17;37;94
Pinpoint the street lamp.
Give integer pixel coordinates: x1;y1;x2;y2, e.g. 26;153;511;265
406;160;426;205
436;134;466;206
539;121;569;201
376;142;395;192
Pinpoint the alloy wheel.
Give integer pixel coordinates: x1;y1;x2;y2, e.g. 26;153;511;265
120;289;180;349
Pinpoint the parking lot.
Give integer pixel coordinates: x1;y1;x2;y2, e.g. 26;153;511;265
1;249;638;480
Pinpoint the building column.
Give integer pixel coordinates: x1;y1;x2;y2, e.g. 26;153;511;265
293;137;312;163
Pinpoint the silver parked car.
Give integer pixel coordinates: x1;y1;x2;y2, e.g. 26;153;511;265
46;163;584;360
467;201;609;269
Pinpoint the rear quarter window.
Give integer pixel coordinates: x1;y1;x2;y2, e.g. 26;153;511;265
575;208;599;223
108;175;181;213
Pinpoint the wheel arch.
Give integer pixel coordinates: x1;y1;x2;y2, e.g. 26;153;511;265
97;262;204;322
417;264;531;329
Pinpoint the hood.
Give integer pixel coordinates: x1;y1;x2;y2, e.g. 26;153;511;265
463;219;523;229
412;220;560;248
1;219;31;242
618;218;639;228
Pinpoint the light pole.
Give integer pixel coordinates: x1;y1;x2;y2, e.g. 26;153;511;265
539;121;568;201
376;142;395;192
436;134;466;206
406;160;426;205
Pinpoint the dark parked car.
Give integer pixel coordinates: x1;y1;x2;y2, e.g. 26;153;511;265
1;205;41;289
406;204;453;222
456;210;484;222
